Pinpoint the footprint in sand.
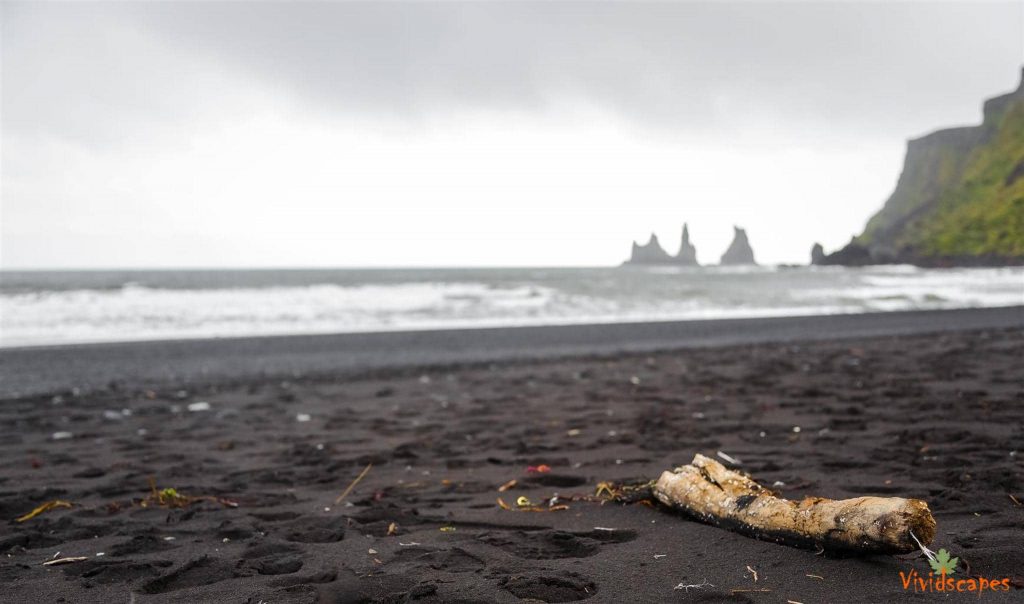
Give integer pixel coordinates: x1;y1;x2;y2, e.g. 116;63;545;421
478;528;637;559
267;568;338;588
274;516;347;543
140;555;244;594
61;559;173;586
241;540;305;575
108;534;179;556
390;546;486;573
499;571;597;602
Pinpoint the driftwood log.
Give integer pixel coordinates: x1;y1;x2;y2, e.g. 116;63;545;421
651;454;936;554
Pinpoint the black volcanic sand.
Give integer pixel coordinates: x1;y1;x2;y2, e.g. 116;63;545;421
1;328;1022;603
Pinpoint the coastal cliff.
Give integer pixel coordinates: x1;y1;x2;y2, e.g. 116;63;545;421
816;68;1024;267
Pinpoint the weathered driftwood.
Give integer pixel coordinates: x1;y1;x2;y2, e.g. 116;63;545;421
652;454;935;554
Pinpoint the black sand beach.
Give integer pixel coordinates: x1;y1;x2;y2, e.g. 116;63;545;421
3;306;1022;399
1;307;1023;603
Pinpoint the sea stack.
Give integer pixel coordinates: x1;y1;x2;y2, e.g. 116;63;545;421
626;233;673;264
676;223;699;266
810;243;825;265
720;227;757;265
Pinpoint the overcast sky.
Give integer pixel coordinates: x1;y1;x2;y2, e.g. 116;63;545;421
2;1;1022;268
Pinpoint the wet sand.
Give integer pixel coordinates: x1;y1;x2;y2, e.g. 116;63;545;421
1;311;1022;602
2;306;1022;399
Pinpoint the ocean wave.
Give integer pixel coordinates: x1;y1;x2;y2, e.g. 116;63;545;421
1;267;1021;347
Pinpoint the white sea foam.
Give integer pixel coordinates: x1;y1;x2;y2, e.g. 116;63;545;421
1;266;1020;347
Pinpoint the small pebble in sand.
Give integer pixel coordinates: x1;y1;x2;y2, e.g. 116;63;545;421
368;549;377;555
163;537;175;541
759;431;766;437
792;426;801;433
51;432;73;440
103;410;123;421
188;401;211;412
222;538;230;543
296;413;311;422
629;376;641;385
137;428;148;436
567;429;581;436
773;481;786;487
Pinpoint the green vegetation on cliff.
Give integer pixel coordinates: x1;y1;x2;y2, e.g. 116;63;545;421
914;98;1024;258
824;69;1024;266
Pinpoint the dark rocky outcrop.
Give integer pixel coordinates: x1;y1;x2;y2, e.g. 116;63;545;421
625;233;673;265
675;223;699;266
813;240;874;266
818;67;1024;267
719;227;756;265
624;225;701;266
810;243;826;265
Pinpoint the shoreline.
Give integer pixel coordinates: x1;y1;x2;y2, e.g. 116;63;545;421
2;306;1022;398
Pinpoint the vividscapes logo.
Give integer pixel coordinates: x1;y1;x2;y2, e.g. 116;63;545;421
899;548;1012;594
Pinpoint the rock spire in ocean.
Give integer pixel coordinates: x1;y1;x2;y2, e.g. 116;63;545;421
624;224;702;265
626;233;673;264
810;243;826;265
676;223;699;266
719;226;757;265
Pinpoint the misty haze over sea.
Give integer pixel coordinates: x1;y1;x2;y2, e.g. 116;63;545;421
2;266;1021;348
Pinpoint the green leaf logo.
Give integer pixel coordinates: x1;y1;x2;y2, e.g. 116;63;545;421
928;548;959;576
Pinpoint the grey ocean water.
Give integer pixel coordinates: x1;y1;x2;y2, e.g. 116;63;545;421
1;266;1022;347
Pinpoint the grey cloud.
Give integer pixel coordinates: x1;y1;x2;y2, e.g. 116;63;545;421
5;1;1023;148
